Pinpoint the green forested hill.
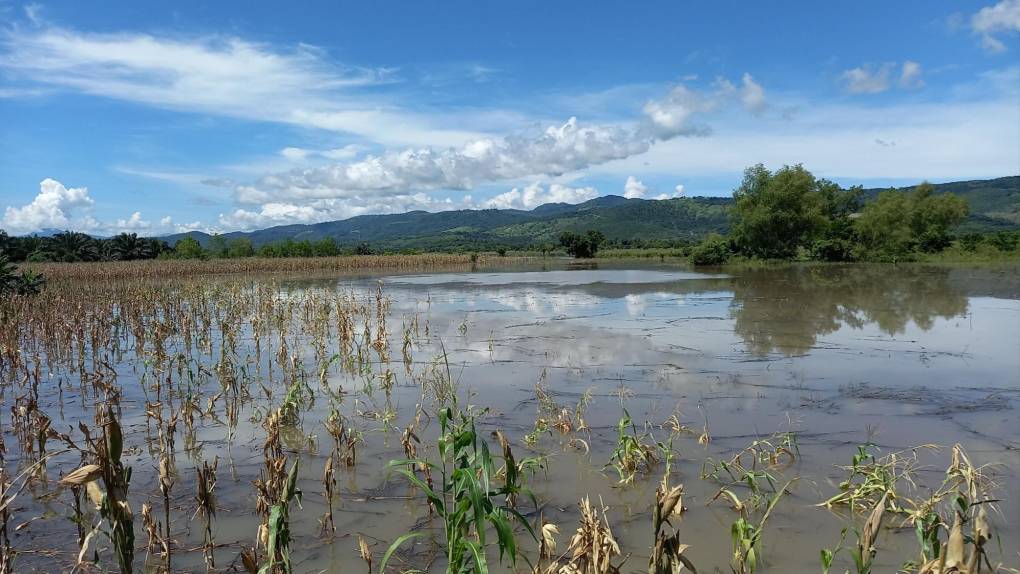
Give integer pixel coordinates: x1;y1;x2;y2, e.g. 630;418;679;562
160;176;1018;250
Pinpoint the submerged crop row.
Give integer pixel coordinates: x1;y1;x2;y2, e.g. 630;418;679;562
21;253;520;281
0;278;1014;573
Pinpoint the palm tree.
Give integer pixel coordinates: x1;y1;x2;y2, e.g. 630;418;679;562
109;233;152;260
48;231;100;262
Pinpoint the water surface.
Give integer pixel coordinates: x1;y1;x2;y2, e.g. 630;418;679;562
5;262;1018;572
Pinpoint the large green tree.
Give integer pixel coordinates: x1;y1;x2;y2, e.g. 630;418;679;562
227;237;255;258
730;164;857;259
856;182;968;257
174;236;207;259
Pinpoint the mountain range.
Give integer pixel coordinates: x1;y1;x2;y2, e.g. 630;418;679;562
151;175;1018;250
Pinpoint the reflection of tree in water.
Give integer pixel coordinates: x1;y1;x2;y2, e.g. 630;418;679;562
730;265;969;356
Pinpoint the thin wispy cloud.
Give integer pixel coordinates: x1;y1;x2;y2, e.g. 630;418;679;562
0;25;480;147
971;0;1020;52
841;61;925;94
898;61;925;88
841;63;896;94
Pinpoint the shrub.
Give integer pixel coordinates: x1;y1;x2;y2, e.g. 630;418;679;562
690;233;731;266
988;230;1020;252
559;230;606;258
0;255;46;295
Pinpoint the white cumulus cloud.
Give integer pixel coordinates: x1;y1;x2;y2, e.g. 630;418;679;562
482;183;598;210
218;202;321;230
642;84;718;137
623;176;648;199
1;179;210;235
2;178;95;233
217;193;463;230
654;184;686;200
115;211;151;231
236;116;657;207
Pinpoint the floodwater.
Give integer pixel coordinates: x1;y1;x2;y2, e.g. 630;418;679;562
4;262;1019;573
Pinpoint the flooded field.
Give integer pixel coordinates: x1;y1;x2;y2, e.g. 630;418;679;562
2;262;1018;573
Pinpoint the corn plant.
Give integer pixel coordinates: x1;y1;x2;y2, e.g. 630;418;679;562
320;454;337;536
902;445;996;573
92;406;135;574
382;405;537;573
549;496;621;574
606;409;659;485
195;457;218;570
820;492;889;574
649;470;697;574
730;480;792;574
259;458;301;574
818;443;932;514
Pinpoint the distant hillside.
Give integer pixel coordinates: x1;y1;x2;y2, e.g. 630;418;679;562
161;176;1019;250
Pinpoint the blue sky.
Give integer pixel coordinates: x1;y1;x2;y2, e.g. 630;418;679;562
1;0;1018;235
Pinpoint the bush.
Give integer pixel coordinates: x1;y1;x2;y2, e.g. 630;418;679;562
0;256;46;295
690;234;731;266
560;229;606;258
987;230;1020;252
809;238;856;262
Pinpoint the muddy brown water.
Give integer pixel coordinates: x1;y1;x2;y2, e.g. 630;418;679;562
4;261;1018;572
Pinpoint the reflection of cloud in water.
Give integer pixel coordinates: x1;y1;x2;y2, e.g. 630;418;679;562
384;269;725;287
385;265;985;359
494;290;603;316
625;294;646;317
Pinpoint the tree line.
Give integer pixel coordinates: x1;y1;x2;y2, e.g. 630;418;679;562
171;236;376;260
0;231;381;263
686;164;1017;265
0;231;171;263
